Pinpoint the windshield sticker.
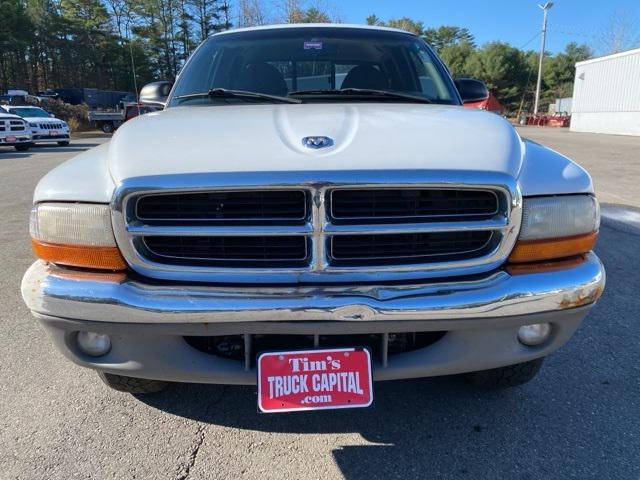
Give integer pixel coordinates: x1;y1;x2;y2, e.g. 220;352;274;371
304;41;323;50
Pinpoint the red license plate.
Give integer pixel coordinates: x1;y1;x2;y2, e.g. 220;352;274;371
6;136;17;142
258;348;373;413
49;130;59;136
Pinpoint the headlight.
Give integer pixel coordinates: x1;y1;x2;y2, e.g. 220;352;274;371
509;195;599;263
29;123;38;128
30;203;126;270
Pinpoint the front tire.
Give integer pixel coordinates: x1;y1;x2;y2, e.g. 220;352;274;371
15;144;30;151
97;372;169;394
464;358;544;388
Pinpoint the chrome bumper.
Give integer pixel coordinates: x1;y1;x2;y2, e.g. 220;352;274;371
22;253;605;324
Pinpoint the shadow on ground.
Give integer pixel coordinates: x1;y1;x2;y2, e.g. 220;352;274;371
0;142;101;159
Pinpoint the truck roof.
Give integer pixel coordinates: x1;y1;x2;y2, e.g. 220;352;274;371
212;23;417;38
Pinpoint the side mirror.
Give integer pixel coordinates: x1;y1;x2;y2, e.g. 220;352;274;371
455;78;489;104
139;81;173;108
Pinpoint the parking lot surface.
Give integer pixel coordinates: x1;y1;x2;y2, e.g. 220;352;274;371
1;130;639;479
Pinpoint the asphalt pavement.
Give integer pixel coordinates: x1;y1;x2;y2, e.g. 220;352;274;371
0;129;639;479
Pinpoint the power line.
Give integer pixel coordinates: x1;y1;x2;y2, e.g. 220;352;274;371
548;27;601;41
519;32;540;50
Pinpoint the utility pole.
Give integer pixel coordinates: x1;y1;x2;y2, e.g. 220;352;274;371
534;2;553;115
125;16;139;103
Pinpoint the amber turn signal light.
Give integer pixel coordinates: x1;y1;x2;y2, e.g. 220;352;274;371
31;239;127;270
508;232;598;264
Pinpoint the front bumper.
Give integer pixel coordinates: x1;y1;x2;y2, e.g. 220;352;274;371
0;136;31;146
22;254;605;384
32;132;70;142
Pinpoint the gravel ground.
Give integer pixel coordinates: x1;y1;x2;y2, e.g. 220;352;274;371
0;130;639;479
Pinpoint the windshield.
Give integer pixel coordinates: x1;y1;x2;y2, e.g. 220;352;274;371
169;27;460;107
9;107;51;118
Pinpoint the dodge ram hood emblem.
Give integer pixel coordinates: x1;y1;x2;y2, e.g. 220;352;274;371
302;136;334;149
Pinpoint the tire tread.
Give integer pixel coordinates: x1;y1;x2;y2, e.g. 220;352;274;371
465;358;544;388
97;372;168;394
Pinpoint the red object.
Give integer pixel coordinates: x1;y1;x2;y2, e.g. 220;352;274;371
463;92;504;113
547;116;571;127
258;348;373;413
123;104;155;122
526;114;570;127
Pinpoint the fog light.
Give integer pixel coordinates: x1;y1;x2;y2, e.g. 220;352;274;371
76;331;111;356
518;323;551;346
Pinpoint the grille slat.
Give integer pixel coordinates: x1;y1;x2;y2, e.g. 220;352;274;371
143;235;308;266
331;231;492;265
331;189;498;221
136;190;306;223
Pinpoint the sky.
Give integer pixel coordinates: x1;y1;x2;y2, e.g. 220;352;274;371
336;0;640;54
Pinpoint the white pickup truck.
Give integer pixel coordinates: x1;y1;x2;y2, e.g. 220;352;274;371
0;112;32;151
22;24;604;412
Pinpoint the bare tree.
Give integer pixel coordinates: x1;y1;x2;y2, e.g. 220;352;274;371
599;11;640;54
274;0;339;23
105;0;128;40
238;0;269;27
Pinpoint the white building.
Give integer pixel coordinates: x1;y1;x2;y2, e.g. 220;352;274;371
571;48;640;136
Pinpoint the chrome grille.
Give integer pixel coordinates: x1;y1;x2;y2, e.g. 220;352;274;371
10;120;26;131
0;119;26;132
113;171;522;283
39;123;64;129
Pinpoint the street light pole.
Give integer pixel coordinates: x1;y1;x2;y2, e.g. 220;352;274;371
533;2;553;115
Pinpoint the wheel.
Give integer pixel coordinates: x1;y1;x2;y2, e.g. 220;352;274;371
464;358;544;388
57;141;70;146
97;371;169;394
101;122;114;134
14;144;30;151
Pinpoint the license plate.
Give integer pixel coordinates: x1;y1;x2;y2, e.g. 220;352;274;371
258;347;373;413
49;130;59;136
6;136;17;142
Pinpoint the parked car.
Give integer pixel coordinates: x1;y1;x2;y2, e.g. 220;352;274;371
0;112;32;151
1;105;70;146
21;24;605;413
88;103;156;133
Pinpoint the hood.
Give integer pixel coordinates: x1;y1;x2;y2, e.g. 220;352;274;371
108;103;523;183
0;113;24;121
24;116;63;123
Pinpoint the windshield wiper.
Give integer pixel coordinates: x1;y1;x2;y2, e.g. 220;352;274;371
289;88;432;104
175;88;302;104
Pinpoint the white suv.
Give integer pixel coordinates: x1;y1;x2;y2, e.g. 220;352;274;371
1;105;70;146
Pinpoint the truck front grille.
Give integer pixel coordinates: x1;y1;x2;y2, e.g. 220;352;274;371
113;172;521;283
0;119;27;132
